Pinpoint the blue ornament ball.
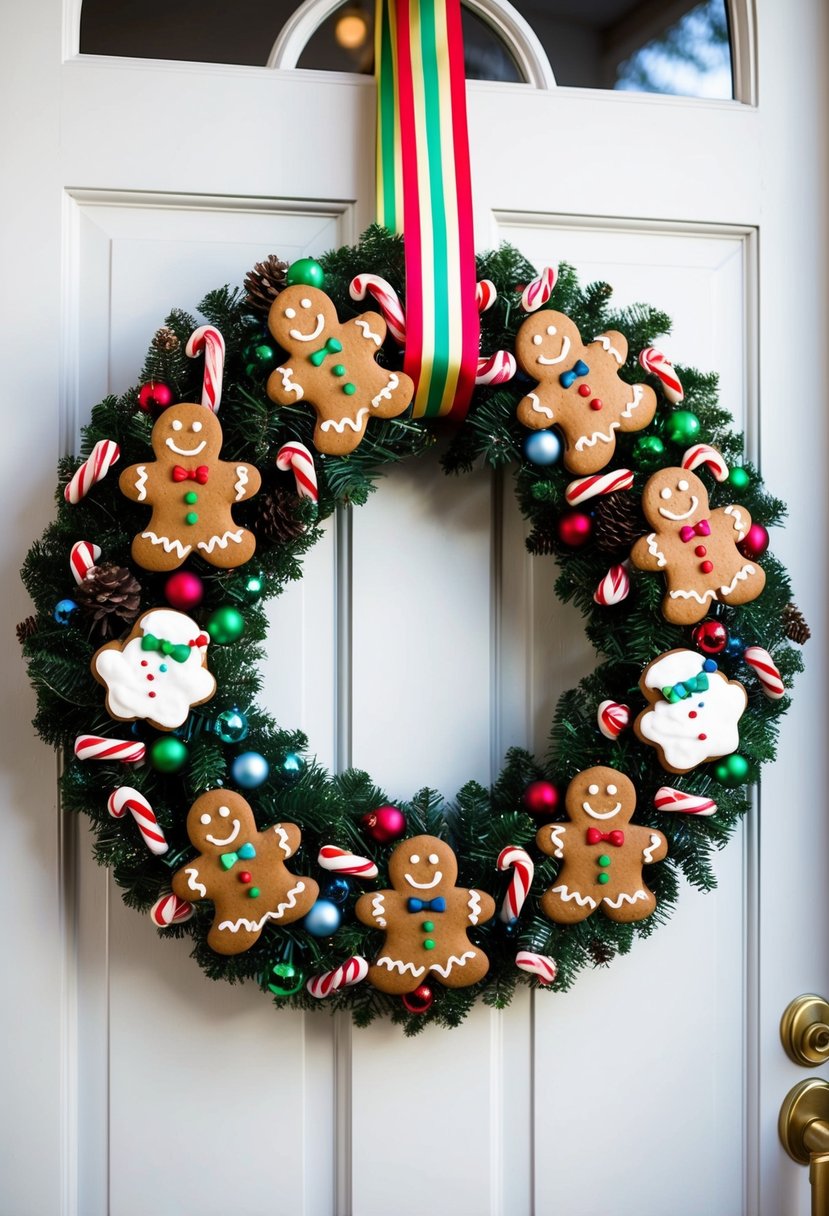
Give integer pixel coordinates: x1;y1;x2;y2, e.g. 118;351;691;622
54;598;78;625
303;898;343;938
523;429;562;466
214;708;249;745
231;750;270;789
724;634;745;659
282;751;304;778
323;876;351;905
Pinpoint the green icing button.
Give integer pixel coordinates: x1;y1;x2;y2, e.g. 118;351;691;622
184;491;198;505
423;939;435;950
184;512;198;525
598;855;611;867
343;383;357;396
249;887;260;898
421;920;434;931
332;364;345;377
597;873;610;885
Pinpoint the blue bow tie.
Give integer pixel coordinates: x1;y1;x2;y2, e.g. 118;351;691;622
407;896;446;913
559;359;590;389
220;841;256;870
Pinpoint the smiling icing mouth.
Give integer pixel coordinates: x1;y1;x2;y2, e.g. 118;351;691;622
289;315;325;342
536;336;571;366
165;438;207;457
659;496;699;521
405;871;443;890
206;820;240;847
582;801;622;820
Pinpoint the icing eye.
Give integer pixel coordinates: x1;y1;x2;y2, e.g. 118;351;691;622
172;419;183;432
301;298;312;309
678;479;689;491
409;854;420;864
219;805;231;818
428;853;439;864
607;784;617;795
546;325;557;336
660;487;672;500
285;307;296;319
191;421;203;433
588;784;599;795
532;334;542;346
199;813;211;825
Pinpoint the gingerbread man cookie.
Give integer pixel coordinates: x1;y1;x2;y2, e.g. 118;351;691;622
536;766;667;924
266;280;414;456
630;467;766;625
119;403;261;571
171;790;319;955
634;648;747;774
92;608;215;731
355;835;495;994
514;311;657;474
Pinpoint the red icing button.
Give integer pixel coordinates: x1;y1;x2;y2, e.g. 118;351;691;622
590;398;603;411
700;560;714;573
146;674;154;681
689;710;698;718
695;545;707;557
148;691;156;698
140;660;148;667
239;871;252;884
578;384;591;397
698;733;707;740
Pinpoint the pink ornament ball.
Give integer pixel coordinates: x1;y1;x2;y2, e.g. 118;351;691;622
738;523;770;560
556;510;593;548
361;805;407;844
523;780;560;818
137;381;174;413
164;570;204;611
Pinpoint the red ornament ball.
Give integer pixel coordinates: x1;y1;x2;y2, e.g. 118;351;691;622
691;619;728;656
137;381;174;413
361;805;407;844
556;510;593;548
738;523;770;560
402;984;434;1015
164;570;204;611
523;780;560;818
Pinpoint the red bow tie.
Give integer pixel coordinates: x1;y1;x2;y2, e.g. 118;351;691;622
586;828;624;846
679;519;710;543
172;465;209;484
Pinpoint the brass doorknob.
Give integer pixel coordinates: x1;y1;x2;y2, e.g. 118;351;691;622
781;995;829;1067
779;1079;829;1216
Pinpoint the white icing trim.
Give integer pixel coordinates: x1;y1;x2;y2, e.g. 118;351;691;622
658;497;699;521
371;371;399;409
548;825;566;859
165;438;207;457
135;465;148;501
724;504;748;541
550;884;597;909
273;824;291;857
646;533;667;568
217;880;306;933
185;867;206;897
527;391;553;420
430;951;476;978
536;335;570;365
594;334;624;364
320;407;370;434
141;532;191;559
620;382;646;419
275;366;304;400
668;586;717;605
602;890;648;910
233;466;248;502
468;890;482;925
197;530;245;554
353;317;382;346
289;314;324;342
404;871;442;890
643;834;662;864
205;820;240;847
371;893;387;928
574;423;619;451
720;564;756;595
582;800;621;820
375;956;426;978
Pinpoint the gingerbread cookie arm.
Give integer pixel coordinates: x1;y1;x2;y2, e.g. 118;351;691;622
350;310;387;349
631;825;668;866
267;362;305;408
466;888;495;926
119;462;157;504
269;821;300;859
172;857;208;904
536;822;570;860
713;502;752;543
631;531;669;572
356;889;393;929
516;389;555;431
589;330;629;367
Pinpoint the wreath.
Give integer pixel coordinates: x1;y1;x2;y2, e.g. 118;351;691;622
19;226;805;1033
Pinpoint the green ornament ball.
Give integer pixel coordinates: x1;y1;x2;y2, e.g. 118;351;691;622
242;340;279;377
214;708;249;745
729;466;750;491
206;605;246;645
267;960;306;998
633;434;665;465
149;736;189;773
664;410;701;444
714;753;750;786
243;572;265;603
286;258;325;290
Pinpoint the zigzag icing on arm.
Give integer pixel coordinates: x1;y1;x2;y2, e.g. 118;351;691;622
233;467;248;502
276;366;303;400
371;372;399;408
273;824;291;857
527;391;554;421
430;951;476;978
217;880;306;932
646;533;667;568
135;466;148;501
724;504;748;541
551;884;597;909
371;893;386;927
185;867;206;897
549;825;566;859
594;334;624;364
602;890;648;910
375;956;426;978
468;890;482;925
353;318;382;346
643;833;662;864
320;407;370;434
720;564;756;595
620;383;646;420
141;532;191;558
197;530;244;554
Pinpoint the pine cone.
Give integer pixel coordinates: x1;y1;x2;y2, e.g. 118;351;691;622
152;326;180;353
526;516;558;556
594;492;645;557
75;564;142;640
16;616;37;644
588;939;616;967
782;602;811;644
249;483;306;546
244;255;289;315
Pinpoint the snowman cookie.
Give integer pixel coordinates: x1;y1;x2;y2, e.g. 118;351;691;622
92;608;215;731
634;648;747;774
119;402;261;572
536;766;667;924
355;835;495;995
171;790;319;955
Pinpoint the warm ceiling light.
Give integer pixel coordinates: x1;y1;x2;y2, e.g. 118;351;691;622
335;9;368;50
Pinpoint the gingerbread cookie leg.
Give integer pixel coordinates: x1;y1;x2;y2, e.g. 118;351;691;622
540;885;597;924
661;587;711;626
368;958;429;996
132;530;191;571
195;527;257;569
719;564;766;607
431;946;490;989
599;887;657;924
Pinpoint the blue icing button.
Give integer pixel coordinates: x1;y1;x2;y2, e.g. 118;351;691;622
702;659;717;672
159;664;168;672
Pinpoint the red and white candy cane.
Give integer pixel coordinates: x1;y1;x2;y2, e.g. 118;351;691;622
64;439;120;504
74;734;146;763
515;951;557;986
594;561;631;607
682;443;729;483
69;540;101;585
150;892;194;927
653;786;718;817
496;845;534;924
597;700;631;740
318;844;378;880
349;274;407;345
306;955;369;999
185;325;225;413
566;468;634;507
476;279;497;312
521;266;557;313
638;348;684;404
743;645;786;700
475;350;516;386
108;787;168;856
275;441;318;503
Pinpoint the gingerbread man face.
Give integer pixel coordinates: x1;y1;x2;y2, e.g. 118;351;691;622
151;402;222;463
514;310;657;474
354;834;495;995
266;283;414;456
171;790;318;955
536;766;667;924
631;466;766;625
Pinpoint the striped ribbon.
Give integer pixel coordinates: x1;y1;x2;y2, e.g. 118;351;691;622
375;0;479;421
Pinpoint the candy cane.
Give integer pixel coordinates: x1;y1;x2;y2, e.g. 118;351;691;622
74;735;146;763
275;441;318;503
69;541;101;585
306;955;369;999
653;786;718;817
638;348;684;404
521;266;557;313
496;845;534;924
349;274;407;345
682;444;729;483
475;351;516;386
476;280;497;312
597;700;631;739
150;892;194;927
64;440;120;504
107;787;168;855
594;561;631;607
318;845;378;880
515;951;557;985
566;468;634;507
743;646;786;700
185;325;225;413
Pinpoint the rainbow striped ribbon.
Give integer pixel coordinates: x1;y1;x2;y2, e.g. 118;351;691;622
375;0;479;421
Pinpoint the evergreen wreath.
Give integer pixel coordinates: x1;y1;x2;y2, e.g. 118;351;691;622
20;227;804;1033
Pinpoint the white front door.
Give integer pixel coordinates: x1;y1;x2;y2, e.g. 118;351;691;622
3;1;827;1213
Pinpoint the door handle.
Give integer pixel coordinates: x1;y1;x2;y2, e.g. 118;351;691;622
779;1079;829;1216
781;996;829;1067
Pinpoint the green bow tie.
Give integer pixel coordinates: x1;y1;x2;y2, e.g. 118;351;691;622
662;672;709;703
141;633;191;663
220;842;256;870
309;337;343;367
